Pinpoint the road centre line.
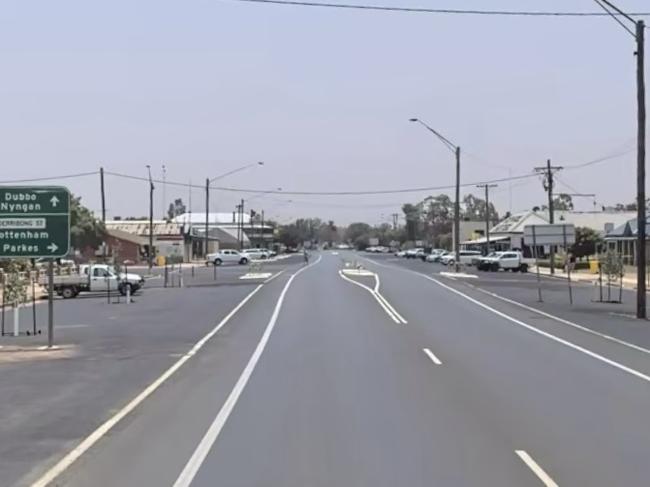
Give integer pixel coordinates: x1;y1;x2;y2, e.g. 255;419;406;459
361;256;650;385
173;255;322;487
515;450;559;487
423;347;442;365
31;282;271;486
466;283;650;358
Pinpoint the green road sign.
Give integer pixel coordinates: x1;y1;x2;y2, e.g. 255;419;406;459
0;186;70;258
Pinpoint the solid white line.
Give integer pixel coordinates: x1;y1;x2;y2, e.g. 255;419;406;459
338;270;400;324
30;284;265;487
423;347;442;365
373;273;408;324
468;284;650;357
362;256;650;385
173;255;322;487
424;274;650;385
263;270;285;284
515;450;559;487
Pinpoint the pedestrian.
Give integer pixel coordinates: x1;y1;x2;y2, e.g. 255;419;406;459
303;248;309;264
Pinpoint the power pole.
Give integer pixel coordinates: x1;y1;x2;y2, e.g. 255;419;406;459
261;210;265;247
100;167;107;263
100;167;106;223
636;19;646;319
240;199;245;249
205;178;209;258
392;213;399;230
534;160;563;274
454;146;461;272
162;164;167;220
476;184;497;254
146;165;155;271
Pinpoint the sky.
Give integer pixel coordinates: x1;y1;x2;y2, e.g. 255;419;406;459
1;0;648;225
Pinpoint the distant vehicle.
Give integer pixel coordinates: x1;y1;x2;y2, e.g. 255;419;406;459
366;246;389;253
242;248;272;260
425;249;447;262
476;252;505;270
41;264;145;299
395;250;406;257
439;250;482;266
207;249;250;266
479;251;530;272
336;244;352;250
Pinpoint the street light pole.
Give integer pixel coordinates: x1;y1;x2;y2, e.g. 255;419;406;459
410;118;461;271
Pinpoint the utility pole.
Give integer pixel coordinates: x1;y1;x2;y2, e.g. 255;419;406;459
146;165;155;271
636;19;646;319
454;146;461;272
476;184;497;254
100;167;106;223
392;213;399;230
240;199;245;249
204;178;209;258
534;160;563;274
261;210;265;247
162;164;167;220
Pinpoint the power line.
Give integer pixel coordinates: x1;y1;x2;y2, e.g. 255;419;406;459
0;171;99;184
563;146;635;169
226;0;650;17
104;169;538;195
593;0;635;36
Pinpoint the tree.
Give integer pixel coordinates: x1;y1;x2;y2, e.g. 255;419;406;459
570;227;603;259
345;222;372;248
462;193;499;221
402;203;422;241
70;195;105;252
167;198;187;220
542;193;574;211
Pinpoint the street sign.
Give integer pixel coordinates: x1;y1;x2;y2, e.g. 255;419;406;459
523;224;576;246
0;186;70;258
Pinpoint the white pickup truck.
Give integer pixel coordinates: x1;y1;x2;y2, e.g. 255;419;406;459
41;264;145;298
477;251;530;272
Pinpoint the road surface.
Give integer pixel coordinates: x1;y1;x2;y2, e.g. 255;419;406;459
27;251;650;486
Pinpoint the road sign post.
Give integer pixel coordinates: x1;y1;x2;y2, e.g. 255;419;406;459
0;186;70;347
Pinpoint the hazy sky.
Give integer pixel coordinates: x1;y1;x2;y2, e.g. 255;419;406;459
1;0;648;224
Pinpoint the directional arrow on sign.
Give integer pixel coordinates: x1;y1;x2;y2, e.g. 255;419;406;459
50;196;60;207
47;243;58;253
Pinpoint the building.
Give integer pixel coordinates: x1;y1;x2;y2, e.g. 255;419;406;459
462;210;635;256
604;217;650;265
104;220;185;263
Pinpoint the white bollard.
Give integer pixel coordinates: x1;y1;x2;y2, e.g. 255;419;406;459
13;304;19;337
126;284;131;304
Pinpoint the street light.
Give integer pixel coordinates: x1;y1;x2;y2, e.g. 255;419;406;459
410;118;461;272
204;161;264;258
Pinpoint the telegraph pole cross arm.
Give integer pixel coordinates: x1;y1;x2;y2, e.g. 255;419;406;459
0;186;70;258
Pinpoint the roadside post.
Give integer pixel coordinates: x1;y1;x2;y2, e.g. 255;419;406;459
47;260;54;347
31;274;36;335
524;224;576;305
124;262;131;304
1;273;5;335
532;226;543;302
562;225;573;305
0;186;69;346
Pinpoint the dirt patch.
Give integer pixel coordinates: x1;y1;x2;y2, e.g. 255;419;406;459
0;344;77;364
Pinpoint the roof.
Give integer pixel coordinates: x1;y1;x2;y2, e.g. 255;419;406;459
191;226;250;246
105;228;147;245
461;235;510;245
490;210;635;235
605;218;650;239
105;220;182;237
172;212;251;225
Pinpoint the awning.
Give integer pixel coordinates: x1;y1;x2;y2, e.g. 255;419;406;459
461;235;511;245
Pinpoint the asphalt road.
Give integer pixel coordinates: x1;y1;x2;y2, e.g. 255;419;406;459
17;251;650;486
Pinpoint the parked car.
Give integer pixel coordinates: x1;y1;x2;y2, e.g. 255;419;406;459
405;248;424;259
439;250;482;266
242;248;272;260
479;251;531;272
425;249;447;262
206;249;250;266
395;250;406;257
